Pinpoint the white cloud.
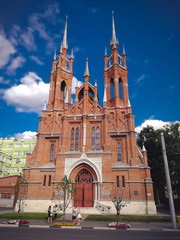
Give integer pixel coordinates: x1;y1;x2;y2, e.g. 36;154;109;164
30;55;44;65
0;32;16;68
29;14;50;40
9;25;21;46
3;72;49;113
135;118;180;133
20;27;36;51
22;3;61;52
7;56;26;75
14;131;37;140
71;76;83;94
0;76;10;84
137;74;145;83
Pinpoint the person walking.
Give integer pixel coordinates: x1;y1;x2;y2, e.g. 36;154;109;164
53;205;58;222
48;206;52;224
77;208;82;225
72;206;76;224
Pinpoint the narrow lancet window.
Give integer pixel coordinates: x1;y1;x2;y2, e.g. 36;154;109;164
50;144;54;162
117;142;121;161
96;127;100;150
92;127;95;150
75;128;79;151
70;128;74;151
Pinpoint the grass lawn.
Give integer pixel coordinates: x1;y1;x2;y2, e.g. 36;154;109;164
85;215;171;222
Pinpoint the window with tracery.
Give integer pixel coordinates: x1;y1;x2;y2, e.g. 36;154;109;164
75;128;79;151
117;142;121;161
96;127;100;150
92;127;95;150
70;128;74;151
50;144;54;162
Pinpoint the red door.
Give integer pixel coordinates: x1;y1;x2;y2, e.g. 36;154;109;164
74;169;93;207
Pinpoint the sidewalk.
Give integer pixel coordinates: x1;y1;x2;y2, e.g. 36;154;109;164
0;213;179;231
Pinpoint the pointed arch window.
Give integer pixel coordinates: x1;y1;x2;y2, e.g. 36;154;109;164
70;128;74;151
117;142;121;161
92;127;95;150
50;144;54;162
60;81;66;101
119;78;123;99
110;78;114;99
96;127;100;150
75;128;79;151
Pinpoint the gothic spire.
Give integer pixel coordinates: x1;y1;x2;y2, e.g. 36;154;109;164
62;16;68;49
103;86;107;102
111;11;117;44
53;50;56;60
94;79;97;87
42;101;47;110
60;42;62;53
128;99;131;107
142;144;147;152
104;46;107;56
123;44;126;55
84;58;90;77
70;48;74;59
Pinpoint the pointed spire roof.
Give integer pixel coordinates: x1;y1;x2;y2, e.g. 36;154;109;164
94;79;97;87
111;11;117;44
84;58;90;77
70;48;74;59
53;50;56;60
104;46;107;56
60;42;62;53
128;99;131;107
42;101;47;110
123;44;126;55
103;86;107;102
142;144;147;152
64;89;69;104
62;16;68;49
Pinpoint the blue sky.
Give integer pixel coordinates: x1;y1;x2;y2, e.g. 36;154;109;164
0;0;180;139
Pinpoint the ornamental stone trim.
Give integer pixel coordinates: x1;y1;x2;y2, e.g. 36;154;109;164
65;153;102;183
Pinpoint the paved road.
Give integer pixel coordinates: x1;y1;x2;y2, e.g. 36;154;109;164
0;227;180;240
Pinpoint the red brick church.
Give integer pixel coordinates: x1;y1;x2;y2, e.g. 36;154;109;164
20;14;156;214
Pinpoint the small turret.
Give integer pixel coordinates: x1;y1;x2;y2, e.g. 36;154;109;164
104;46;107;56
84;58;90;77
42;101;47;111
53;50;56;60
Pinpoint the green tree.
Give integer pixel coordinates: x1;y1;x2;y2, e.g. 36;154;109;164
137;123;180;204
53;175;76;221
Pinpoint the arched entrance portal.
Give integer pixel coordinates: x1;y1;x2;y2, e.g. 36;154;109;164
74;169;93;207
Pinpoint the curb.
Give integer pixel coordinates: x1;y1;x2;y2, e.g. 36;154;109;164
0;224;179;231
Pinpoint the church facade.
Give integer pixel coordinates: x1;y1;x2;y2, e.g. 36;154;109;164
20;15;156;214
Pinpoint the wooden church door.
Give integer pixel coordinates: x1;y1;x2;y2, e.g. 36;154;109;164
74;169;93;207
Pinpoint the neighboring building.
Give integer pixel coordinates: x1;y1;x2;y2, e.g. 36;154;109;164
21;15;156;214
0;151;12;177
0;137;36;176
0;175;21;207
